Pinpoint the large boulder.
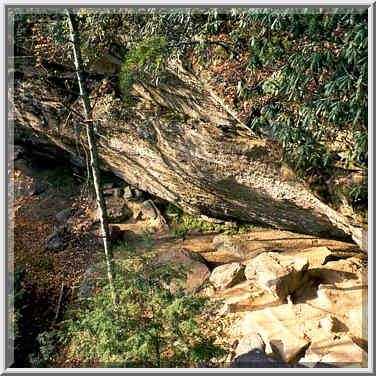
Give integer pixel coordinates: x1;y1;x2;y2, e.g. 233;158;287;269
140;199;158;219
12;62;365;247
209;262;246;290
235;332;266;356
244;252;309;303
45;225;66;252
237;257;367;366
299;333;367;368
153;248;210;293
91;197;132;223
239;306;311;364
105;197;132;223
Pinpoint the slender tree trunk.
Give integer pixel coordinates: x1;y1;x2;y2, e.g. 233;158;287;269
66;8;117;305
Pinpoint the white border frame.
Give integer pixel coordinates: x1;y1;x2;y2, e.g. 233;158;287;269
2;2;373;374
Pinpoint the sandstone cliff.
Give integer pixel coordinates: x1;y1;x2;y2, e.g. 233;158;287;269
11;60;366;249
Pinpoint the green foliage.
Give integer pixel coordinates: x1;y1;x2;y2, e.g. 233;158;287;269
165;204;261;237
119;8;367;203
76;9;128;64
117;240;137;258
141;230;154;250
120;35;168;100
12;7;367;211
9;267;26;353
29;330;58;367
239;9;368;178
165;202;184;216
57;249;226;367
348;176;368;210
182;215;224;233
172;225;188;239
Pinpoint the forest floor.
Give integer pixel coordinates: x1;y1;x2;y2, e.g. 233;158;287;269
12;159;368;368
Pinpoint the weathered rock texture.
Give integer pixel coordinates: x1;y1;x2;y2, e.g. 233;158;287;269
244;252;309;303
153;248;210;293
204;231;360;264
12;62;365;248
209;262;246;290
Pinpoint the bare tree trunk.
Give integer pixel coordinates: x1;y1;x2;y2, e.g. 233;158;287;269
66;8;117;305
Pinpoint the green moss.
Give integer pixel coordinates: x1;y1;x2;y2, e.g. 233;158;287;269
120;36;168;101
164;203;265;237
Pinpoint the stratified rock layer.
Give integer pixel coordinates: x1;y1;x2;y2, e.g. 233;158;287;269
12;63;365;247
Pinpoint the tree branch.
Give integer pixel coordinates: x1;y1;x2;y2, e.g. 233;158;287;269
66;8;117;306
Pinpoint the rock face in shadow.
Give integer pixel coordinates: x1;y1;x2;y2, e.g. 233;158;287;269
12;62;365;247
233;349;289;368
45;225;67;252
